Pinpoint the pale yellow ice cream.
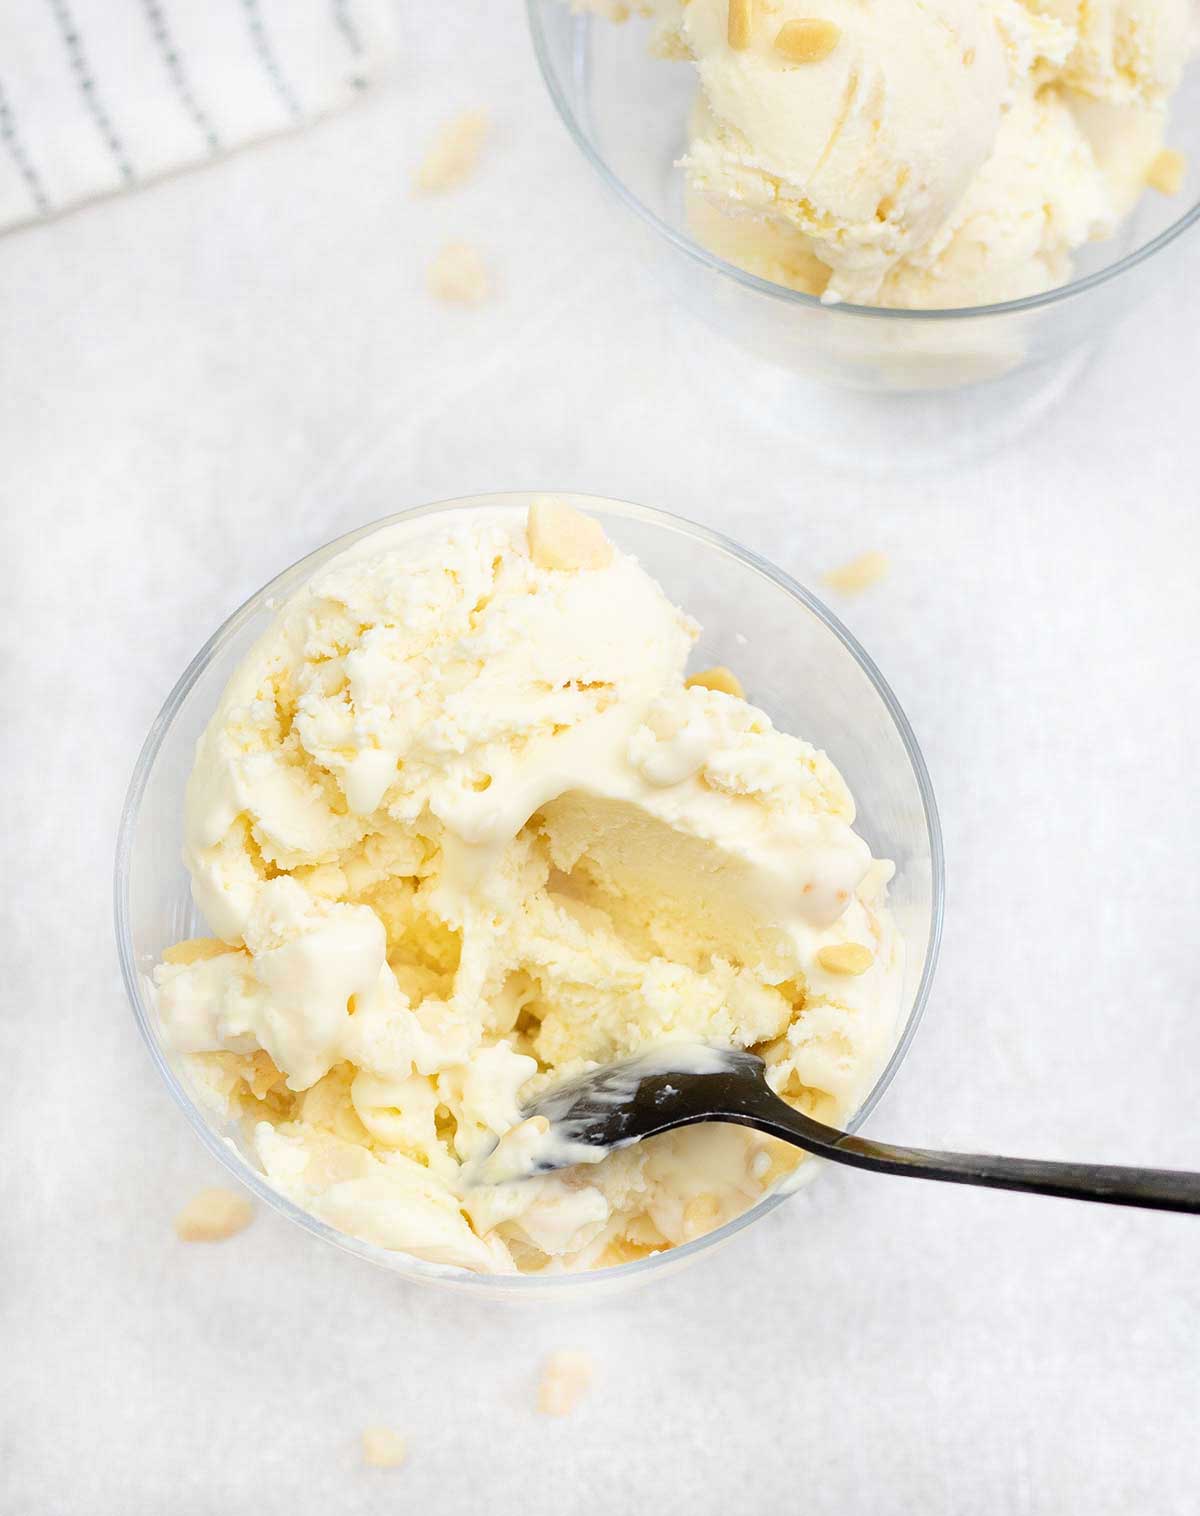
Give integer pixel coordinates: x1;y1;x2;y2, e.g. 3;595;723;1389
588;0;1194;307
155;501;904;1274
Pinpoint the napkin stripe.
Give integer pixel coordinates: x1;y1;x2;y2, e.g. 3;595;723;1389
46;0;136;183
333;0;366;60
140;0;221;155
0;76;51;215
241;0;304;122
333;0;369;91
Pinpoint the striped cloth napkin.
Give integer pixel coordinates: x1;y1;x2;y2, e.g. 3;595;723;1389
0;0;397;233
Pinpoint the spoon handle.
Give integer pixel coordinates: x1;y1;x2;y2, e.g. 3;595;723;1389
744;1101;1200;1214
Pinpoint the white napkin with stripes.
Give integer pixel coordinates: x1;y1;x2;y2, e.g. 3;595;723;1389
0;0;397;232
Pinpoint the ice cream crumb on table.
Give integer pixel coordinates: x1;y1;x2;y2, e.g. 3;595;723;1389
174;1188;254;1243
538;1351;594;1417
822;551;889;595
362;1427;407;1468
413;110;489;194
428;242;491;304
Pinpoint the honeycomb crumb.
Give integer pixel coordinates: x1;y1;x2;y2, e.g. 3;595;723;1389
174;1187;254;1242
362;1426;407;1469
1147;147;1186;195
822;550;889;595
816;943;875;976
291;862;348;900
527;499;613;572
728;0;754;50
598;1236;657;1267
428;243;491;305
682;1193;722;1240
685;665;745;699
162;937;229;966
651;21;694;58
773;18;841;62
749;1137;804;1189
747;1140;800;1191
414;110;488;193
246;1050;285;1099
477;1115;551;1183
645;700;686;740
538;1350;594;1417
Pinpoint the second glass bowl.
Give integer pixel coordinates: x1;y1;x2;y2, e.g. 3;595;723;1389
116;493;944;1298
528;2;1200;462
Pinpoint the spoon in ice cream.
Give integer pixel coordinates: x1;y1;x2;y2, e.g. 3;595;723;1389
473;1046;1200;1213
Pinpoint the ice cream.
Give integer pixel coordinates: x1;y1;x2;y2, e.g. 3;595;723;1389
154;500;905;1274
584;0;1194;307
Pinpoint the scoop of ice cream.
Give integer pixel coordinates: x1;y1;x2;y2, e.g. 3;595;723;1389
156;501;904;1274
868;85;1114;308
1039;0;1194;103
678;0;1012;299
589;0;1193;308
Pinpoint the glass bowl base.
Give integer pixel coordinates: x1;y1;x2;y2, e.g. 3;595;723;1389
699;336;1099;473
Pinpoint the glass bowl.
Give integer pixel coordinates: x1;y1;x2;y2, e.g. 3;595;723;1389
115;492;944;1299
528;1;1200;465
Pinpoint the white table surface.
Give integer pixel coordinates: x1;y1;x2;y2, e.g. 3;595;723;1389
3;6;1199;1514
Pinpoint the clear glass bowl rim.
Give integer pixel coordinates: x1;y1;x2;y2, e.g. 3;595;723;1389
527;0;1200;324
115;491;946;1292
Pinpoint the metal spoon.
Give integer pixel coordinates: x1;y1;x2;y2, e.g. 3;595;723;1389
474;1046;1200;1213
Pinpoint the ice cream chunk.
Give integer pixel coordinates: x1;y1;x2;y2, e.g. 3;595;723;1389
869;87;1115;309
680;0;1013;299
584;0;1194;307
1040;0;1193;103
155;502;905;1275
157;879;396;1091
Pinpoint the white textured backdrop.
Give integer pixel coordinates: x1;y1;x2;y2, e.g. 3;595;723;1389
2;5;1199;1514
